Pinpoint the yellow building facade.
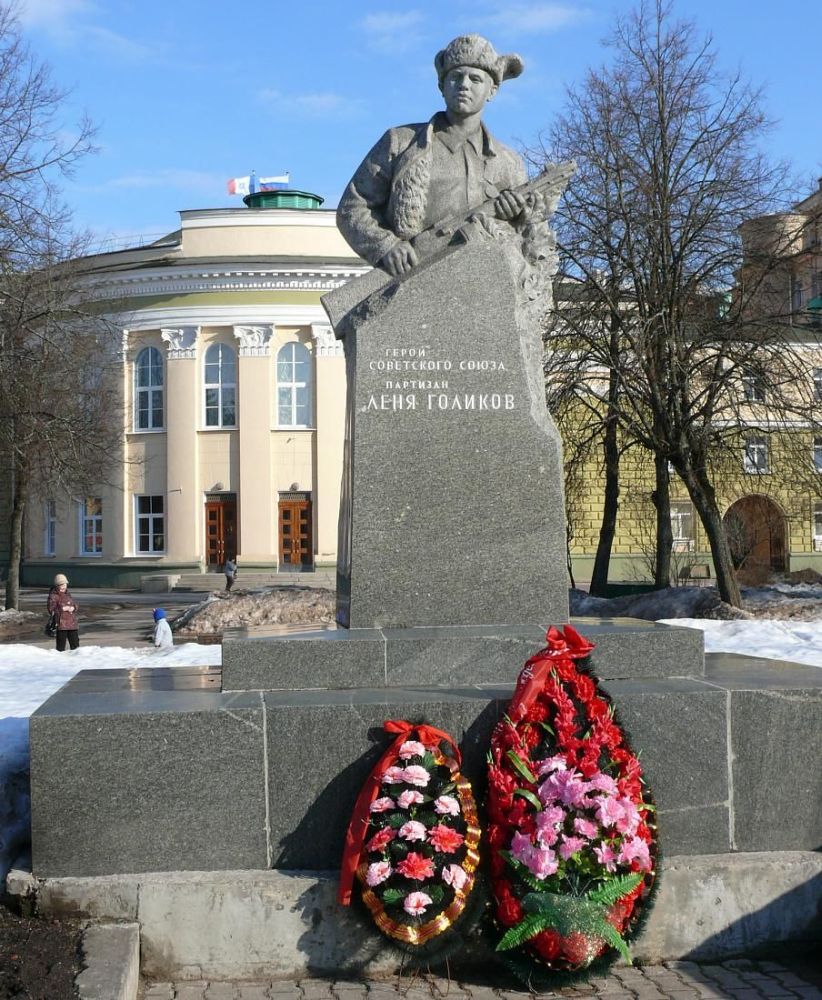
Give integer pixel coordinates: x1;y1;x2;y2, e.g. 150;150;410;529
21;192;367;587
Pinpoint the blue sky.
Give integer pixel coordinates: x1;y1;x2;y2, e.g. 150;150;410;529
16;0;822;250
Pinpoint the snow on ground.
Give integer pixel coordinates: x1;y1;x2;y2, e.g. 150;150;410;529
658;618;822;668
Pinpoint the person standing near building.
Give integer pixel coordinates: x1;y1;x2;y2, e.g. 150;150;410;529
47;573;79;651
224;557;237;592
152;608;173;649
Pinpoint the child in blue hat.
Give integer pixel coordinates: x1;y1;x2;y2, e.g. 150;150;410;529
152;608;173;649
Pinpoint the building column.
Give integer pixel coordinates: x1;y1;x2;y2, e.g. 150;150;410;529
235;324;274;565
161;326;201;563
311;323;345;562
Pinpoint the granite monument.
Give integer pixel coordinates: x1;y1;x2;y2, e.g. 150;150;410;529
324;33;573;628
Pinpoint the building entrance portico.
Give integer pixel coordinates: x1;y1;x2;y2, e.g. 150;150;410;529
205;493;237;569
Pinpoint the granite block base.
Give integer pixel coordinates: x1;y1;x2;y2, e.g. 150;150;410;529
221;616;705;691
28;651;821;878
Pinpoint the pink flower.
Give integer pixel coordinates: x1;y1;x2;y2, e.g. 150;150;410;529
537;755;568;775
619;835;652;871
588;773;618;795
399;820;427;842
534;811;560;848
402;765;431;788
558;835;587;860
539;768;590;809
595;795;625;829
511;831;533;865
527;847;559;880
434;795;460;816
614;797;641;836
398;740;426;760
365;861;392;886
370;797;396;814
403;891;433;916
382;765;406;784
573;816;599;839
593;842;618;873
397;790;424;809
442;864;469;890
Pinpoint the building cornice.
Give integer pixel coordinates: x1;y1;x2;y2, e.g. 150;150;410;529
116;303;334;331
82;262;369;302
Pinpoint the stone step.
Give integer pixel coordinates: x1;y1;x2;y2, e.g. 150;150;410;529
26;854;822;979
221;617;706;690
173;571;336;592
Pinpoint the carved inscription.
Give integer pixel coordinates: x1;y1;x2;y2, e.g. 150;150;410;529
363;345;515;414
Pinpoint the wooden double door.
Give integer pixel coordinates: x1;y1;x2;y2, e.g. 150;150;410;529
205;495;237;569
278;493;313;570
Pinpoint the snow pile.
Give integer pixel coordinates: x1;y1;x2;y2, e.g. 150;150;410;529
658;618;822;669
570;586;750;622
173;586;335;634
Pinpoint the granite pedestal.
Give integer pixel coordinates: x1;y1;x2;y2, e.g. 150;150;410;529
28;649;822;877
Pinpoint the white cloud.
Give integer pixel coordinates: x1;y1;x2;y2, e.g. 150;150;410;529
479;2;591;35
258;88;366;119
18;0;154;61
359;9;425;52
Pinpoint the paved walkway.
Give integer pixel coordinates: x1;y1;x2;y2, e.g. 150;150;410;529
141;959;822;999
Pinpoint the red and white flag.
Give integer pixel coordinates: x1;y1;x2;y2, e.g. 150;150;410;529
226;176;251;196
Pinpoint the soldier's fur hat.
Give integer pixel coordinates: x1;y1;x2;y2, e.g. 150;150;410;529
435;34;523;88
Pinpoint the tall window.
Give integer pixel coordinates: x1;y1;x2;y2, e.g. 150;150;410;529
814;368;822;402
80;497;103;555
277;342;312;427
814;503;822;552
134;347;164;430
44;500;56;556
743;436;769;474
742;371;766;403
135;495;165;553
791;276;804;311
814;437;822;474
204;343;237;427
670;501;695;552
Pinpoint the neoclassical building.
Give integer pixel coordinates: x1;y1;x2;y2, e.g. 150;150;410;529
21;189;368;586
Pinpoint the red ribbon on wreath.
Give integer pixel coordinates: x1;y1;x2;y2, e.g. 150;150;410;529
508;625;595;724
338;720;462;905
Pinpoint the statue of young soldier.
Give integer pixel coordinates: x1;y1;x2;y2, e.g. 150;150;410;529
337;34;529;277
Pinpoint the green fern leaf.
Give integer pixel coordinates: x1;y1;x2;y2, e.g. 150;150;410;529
496;914;550;951
586;872;643;906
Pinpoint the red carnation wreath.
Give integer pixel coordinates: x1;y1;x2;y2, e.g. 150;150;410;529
487;625;657;980
339;721;481;956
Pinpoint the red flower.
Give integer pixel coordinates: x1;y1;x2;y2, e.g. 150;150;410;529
531;928;562;961
495;883;523;928
429;824;464;854
396;852;435;880
365;827;395;853
572;673;596;704
524;701;549;723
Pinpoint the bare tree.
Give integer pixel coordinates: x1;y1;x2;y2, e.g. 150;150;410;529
0;3;112;609
533;0;817;607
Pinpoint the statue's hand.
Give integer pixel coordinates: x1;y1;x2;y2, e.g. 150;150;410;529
380;241;419;277
494;188;526;221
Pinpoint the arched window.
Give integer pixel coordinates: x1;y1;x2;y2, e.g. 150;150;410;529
276;342;312;427
204;343;237;427
135;347;163;430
